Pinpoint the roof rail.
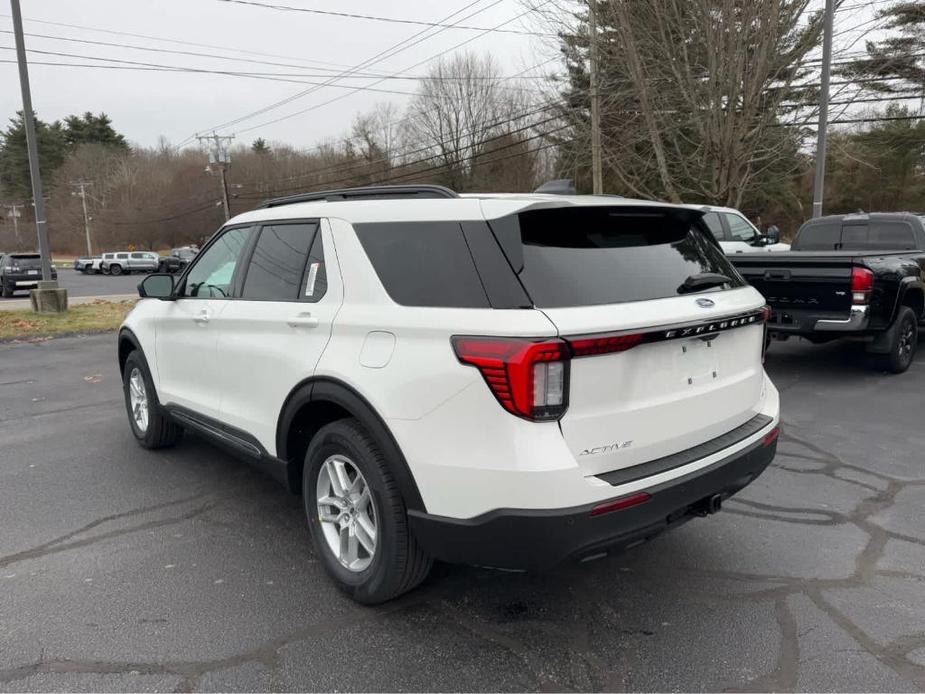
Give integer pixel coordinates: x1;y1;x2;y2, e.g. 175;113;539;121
257;184;458;209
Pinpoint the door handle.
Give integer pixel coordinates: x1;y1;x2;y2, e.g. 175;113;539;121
288;312;319;329
193;309;210;324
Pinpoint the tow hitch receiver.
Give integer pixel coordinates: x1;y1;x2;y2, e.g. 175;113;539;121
693;494;723;517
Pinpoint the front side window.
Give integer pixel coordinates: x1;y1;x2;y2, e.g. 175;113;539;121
182;226;253;298
241;223;318;301
725;213;758;242
116;253;129;260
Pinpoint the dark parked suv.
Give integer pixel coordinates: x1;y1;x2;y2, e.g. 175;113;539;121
0;253;57;297
157;246;198;273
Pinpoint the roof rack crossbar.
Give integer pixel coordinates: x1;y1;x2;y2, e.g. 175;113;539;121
257;184;458;209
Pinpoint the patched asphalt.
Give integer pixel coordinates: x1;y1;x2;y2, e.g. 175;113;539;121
0;334;923;692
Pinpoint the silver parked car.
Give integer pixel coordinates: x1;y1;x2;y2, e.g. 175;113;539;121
100;251;160;275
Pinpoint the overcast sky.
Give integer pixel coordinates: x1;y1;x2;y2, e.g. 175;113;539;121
1;0;547;150
2;0;885;152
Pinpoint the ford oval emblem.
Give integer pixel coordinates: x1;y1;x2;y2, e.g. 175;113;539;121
695;298;716;309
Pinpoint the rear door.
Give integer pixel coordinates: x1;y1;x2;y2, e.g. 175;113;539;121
498;205;768;476
216;219;342;447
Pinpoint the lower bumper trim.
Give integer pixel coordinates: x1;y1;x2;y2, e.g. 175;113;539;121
408;435;777;571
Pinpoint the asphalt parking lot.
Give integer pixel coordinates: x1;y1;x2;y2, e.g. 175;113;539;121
0;269;140;302
1;334;923;692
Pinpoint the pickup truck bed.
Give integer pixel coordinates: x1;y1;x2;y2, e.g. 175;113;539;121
730;211;925;374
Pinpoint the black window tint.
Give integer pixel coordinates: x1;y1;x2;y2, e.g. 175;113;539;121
301;228;327;302
702;212;724;240
116;253;129;259
354;222;489;308
793;221;841;250
242;223;317;301
868;221;915;249
131;252;144;259
183;226;253;298
515;207;744;308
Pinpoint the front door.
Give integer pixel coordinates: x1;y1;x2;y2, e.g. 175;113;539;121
216;219;343;450
154;225;254;419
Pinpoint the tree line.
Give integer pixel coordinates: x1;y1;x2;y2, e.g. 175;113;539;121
0;0;922;254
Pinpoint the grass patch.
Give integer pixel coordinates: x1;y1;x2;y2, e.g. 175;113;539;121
0;300;135;341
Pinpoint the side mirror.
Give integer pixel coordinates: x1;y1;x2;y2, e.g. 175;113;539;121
766;228;781;244
139;273;176;300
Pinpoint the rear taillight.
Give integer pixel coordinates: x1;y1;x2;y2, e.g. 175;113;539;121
569;334;643;356
762;427;780;447
851;267;873;305
590;492;651;516
451;337;569;421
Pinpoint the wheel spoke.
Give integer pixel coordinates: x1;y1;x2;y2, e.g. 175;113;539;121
325;460;346;498
355;515;376;555
345;527;359;566
318;510;340;523
338;525;349;562
333;460;352;498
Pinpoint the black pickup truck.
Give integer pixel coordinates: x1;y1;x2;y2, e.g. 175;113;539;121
732;213;925;373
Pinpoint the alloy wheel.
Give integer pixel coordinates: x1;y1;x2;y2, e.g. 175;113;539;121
128;367;149;433
898;319;915;365
316;455;377;572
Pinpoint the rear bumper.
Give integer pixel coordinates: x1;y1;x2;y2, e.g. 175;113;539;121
768;305;869;336
408;433;777;570
4;273;57;287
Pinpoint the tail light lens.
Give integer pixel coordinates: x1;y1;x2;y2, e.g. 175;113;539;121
451;337;569;421
851;267;873;304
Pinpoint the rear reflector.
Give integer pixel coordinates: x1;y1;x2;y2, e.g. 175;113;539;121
762;427;780;447
590;492;652;516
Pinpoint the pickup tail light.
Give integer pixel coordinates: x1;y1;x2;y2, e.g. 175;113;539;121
851;267;874;305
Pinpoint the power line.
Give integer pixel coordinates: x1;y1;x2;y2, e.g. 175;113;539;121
192;0;499;139
215;0;553;37
232;2;550;136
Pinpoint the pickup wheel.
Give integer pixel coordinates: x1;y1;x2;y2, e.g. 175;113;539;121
303;418;432;604
878;306;917;374
122;351;183;448
110;264;123;276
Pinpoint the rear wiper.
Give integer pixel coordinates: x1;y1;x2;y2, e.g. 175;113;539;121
677;272;732;294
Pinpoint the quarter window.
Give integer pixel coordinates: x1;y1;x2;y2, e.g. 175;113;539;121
182;226;253;298
702;212;725;241
242;223;318;301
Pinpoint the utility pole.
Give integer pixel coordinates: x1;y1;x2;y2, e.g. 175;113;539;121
2;203;23;246
198;133;234;221
588;0;603;195
71;181;94;256
811;0;836;219
10;0;54;284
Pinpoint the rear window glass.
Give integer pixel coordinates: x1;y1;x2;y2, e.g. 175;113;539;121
354;222;489;308
514;207;744;308
843;221;916;250
793;221;841;250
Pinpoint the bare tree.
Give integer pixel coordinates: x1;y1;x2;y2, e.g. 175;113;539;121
400;52;534;190
541;0;826;207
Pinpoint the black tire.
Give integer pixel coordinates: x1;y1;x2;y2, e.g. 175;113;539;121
122;350;183;449
110;264;123;276
303;418;432;604
1;280;12;298
877;306;917;374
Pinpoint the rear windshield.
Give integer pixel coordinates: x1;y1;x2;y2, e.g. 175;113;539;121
514;207;744;308
9;254;41;266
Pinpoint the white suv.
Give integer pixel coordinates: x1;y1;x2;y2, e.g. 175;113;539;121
118;185;780;603
692;204;791;254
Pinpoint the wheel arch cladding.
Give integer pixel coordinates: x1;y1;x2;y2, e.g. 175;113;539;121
118;328;141;375
276;377;426;511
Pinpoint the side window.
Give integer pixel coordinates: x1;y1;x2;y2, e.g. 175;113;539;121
116;253;129;260
724;213;757;242
241;223;317;301
130;252;145;259
302;227;327;303
702;212;725;241
182;226;253;298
